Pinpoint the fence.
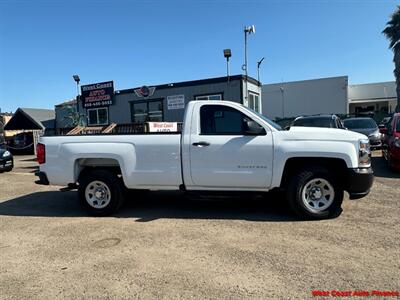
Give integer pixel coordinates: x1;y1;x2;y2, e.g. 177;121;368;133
56;122;183;136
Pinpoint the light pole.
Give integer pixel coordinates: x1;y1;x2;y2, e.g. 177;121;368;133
72;75;80;125
223;49;232;84
280;86;285;118
243;25;255;105
257;57;265;85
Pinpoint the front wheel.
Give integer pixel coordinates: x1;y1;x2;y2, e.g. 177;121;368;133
78;169;125;216
286;166;343;219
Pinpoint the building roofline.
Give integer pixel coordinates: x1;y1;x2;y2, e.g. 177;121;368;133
115;75;260;95
55;99;77;107
263;75;348;86
349;81;396;87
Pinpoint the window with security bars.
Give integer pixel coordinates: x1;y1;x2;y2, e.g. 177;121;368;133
248;92;261;113
195;94;222;101
131;100;163;123
87;107;109;125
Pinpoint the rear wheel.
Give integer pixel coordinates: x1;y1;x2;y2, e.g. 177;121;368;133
78;169;125;216
286;166;343;219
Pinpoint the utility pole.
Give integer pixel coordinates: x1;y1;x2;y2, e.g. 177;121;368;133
243;25;255;105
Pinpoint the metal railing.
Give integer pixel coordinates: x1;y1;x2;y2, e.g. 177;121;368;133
56;122;183;136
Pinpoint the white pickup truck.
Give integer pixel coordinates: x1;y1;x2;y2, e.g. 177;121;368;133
36;101;373;219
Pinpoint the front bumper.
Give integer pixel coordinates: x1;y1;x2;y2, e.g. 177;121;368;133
0;156;13;171
346;167;374;199
368;137;382;149
35;171;49;185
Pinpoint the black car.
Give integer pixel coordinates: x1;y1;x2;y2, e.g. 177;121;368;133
0;146;13;172
0;121;13;172
343;117;381;149
291;114;346;129
8;132;34;154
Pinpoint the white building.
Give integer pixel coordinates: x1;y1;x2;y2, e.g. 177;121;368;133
348;81;397;115
262;76;397;120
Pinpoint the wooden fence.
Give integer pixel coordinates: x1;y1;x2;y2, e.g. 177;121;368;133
56;122;183;136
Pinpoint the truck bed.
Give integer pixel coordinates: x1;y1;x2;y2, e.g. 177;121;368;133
39;134;183;189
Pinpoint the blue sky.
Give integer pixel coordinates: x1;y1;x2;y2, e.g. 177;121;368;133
0;0;398;112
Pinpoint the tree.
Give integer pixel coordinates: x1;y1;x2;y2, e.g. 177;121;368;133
383;5;400;112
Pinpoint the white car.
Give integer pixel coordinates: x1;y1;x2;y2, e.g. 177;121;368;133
36;101;373;219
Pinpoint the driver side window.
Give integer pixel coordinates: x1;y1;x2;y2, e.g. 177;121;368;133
200;105;263;135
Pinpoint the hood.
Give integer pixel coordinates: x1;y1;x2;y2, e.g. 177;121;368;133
347;127;378;136
280;126;367;142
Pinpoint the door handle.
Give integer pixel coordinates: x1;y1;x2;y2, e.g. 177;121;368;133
192;141;210;147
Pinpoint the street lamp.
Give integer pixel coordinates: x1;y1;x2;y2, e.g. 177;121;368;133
243;25;256;105
280;86;285;118
223;49;232;83
72;75;80;124
257;57;265;85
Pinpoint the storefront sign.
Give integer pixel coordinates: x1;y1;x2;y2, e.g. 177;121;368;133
148;122;178;132
134;86;156;98
167;95;185;110
81;81;114;108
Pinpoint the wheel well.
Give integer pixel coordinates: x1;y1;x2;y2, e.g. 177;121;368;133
280;157;348;189
75;158;122;183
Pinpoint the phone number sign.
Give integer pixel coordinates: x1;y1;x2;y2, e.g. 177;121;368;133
81;81;114;108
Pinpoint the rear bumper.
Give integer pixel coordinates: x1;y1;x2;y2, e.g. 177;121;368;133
346;167;374;199
35;171;49;185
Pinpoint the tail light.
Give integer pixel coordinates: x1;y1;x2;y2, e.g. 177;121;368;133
36;143;45;164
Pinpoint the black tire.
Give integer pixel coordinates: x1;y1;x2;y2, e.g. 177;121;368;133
78;169;125;216
286;166;343;220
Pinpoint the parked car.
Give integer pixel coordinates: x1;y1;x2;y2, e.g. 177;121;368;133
379;116;392;129
0;145;13;172
343;117;381;149
0;121;13;172
380;113;400;170
8;132;34;154
291;114;346;129
36;100;373;220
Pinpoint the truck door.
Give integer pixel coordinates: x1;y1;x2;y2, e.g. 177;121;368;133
188;104;273;189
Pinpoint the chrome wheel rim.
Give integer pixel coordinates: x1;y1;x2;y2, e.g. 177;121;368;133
85;180;111;209
301;178;334;212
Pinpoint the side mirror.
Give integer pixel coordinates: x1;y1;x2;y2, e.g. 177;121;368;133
244;120;266;135
379;127;387;134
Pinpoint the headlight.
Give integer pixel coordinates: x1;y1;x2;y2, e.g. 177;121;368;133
2;150;11;158
368;130;380;138
395;137;400;148
359;139;371;167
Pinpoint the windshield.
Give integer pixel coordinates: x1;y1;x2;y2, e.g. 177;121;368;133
343;118;377;129
241;105;283;130
293;117;333;128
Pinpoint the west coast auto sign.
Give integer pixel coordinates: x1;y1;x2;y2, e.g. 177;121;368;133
81;81;114;108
